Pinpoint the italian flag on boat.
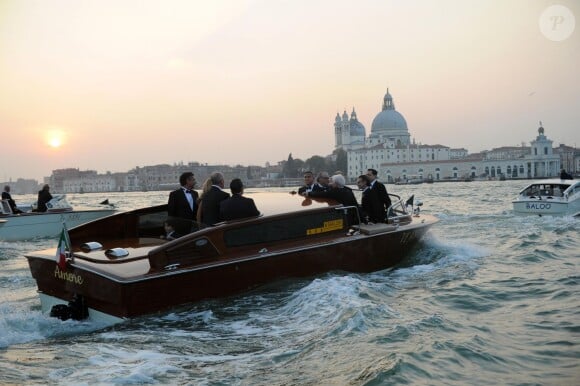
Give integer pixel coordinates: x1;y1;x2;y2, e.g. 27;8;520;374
56;226;71;270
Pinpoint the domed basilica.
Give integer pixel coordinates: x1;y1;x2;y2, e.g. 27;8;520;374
335;89;411;151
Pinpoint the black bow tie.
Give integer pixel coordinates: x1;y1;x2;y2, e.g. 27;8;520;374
185;190;193;194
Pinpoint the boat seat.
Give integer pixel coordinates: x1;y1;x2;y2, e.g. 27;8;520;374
1;200;13;215
355;223;398;235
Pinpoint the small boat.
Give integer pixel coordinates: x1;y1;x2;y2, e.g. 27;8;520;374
25;193;438;325
512;178;580;216
395;175;423;185
0;195;117;241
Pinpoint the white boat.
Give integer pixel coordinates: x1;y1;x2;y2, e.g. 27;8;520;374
0;195;117;241
512;179;580;216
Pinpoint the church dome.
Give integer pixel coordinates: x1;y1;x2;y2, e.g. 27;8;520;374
370;89;408;133
371;110;407;132
349;108;366;137
350;120;366;137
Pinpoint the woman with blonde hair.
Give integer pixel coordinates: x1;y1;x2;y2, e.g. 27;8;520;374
196;177;214;224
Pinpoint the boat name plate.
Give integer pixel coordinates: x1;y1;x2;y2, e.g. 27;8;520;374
306;219;343;235
54;266;84;285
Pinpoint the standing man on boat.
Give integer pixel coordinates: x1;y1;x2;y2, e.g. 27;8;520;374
199;172;230;226
303;174;358;207
298;171;316;194
366;169;391;220
168;172;198;234
36;184;53;212
357;175;384;224
314;171;330;192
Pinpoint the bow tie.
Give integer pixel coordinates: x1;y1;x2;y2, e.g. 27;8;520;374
185;190;193;194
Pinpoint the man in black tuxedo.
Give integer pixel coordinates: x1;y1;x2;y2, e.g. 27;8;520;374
367;168;391;220
167;172;198;234
357;175;384;224
220;178;260;221
199;172;230;226
298;171;315;194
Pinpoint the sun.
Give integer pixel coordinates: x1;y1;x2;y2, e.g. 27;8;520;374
45;129;67;149
49;137;62;148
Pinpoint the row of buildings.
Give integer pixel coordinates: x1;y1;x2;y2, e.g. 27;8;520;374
3;90;578;194
335;90;578;183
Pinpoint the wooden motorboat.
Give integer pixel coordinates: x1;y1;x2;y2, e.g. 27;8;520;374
0;195;117;241
25;193;438;325
512;179;580;216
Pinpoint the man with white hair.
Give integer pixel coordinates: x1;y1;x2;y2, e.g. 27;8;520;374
302;174;358;207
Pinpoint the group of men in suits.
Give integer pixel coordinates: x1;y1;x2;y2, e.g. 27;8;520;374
297;171;331;195
299;168;392;224
166;172;260;239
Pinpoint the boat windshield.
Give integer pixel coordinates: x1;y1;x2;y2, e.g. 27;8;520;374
522;184;570;198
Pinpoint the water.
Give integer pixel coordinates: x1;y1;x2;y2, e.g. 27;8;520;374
1;181;578;385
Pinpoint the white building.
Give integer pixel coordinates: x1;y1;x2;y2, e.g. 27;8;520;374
339;91;561;182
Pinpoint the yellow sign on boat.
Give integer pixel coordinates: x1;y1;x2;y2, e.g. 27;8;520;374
306;219;343;235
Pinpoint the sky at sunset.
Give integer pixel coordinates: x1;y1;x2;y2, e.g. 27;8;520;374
1;0;579;182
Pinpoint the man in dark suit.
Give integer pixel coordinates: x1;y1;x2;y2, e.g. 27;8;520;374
167;172;198;234
220;178;260;221
2;185;22;214
314;171;330;192
357;175;385;223
200;172;230;226
298;171;315;194
36;184;53;212
367;168;391;220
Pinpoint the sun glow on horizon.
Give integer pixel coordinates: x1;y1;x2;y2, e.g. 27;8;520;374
45;129;67;149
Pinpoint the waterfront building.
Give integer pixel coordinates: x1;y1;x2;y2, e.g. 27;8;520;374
338;90;565;182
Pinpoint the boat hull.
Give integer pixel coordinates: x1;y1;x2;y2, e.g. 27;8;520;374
27;219;433;321
512;200;579;216
511;178;580;216
0;210;116;241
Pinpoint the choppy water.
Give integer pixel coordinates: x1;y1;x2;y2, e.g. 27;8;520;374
1;181;578;385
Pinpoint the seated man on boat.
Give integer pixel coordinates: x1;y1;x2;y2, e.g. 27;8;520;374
162;219;181;240
2;185;22;214
36;184;53;212
219;178;260;221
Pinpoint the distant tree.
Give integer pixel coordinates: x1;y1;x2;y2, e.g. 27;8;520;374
246;166;252;179
294;159;305;177
305;155;328;173
282;153;295;178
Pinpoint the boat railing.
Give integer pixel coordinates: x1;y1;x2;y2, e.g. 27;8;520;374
387;197;413;224
333;205;362;226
